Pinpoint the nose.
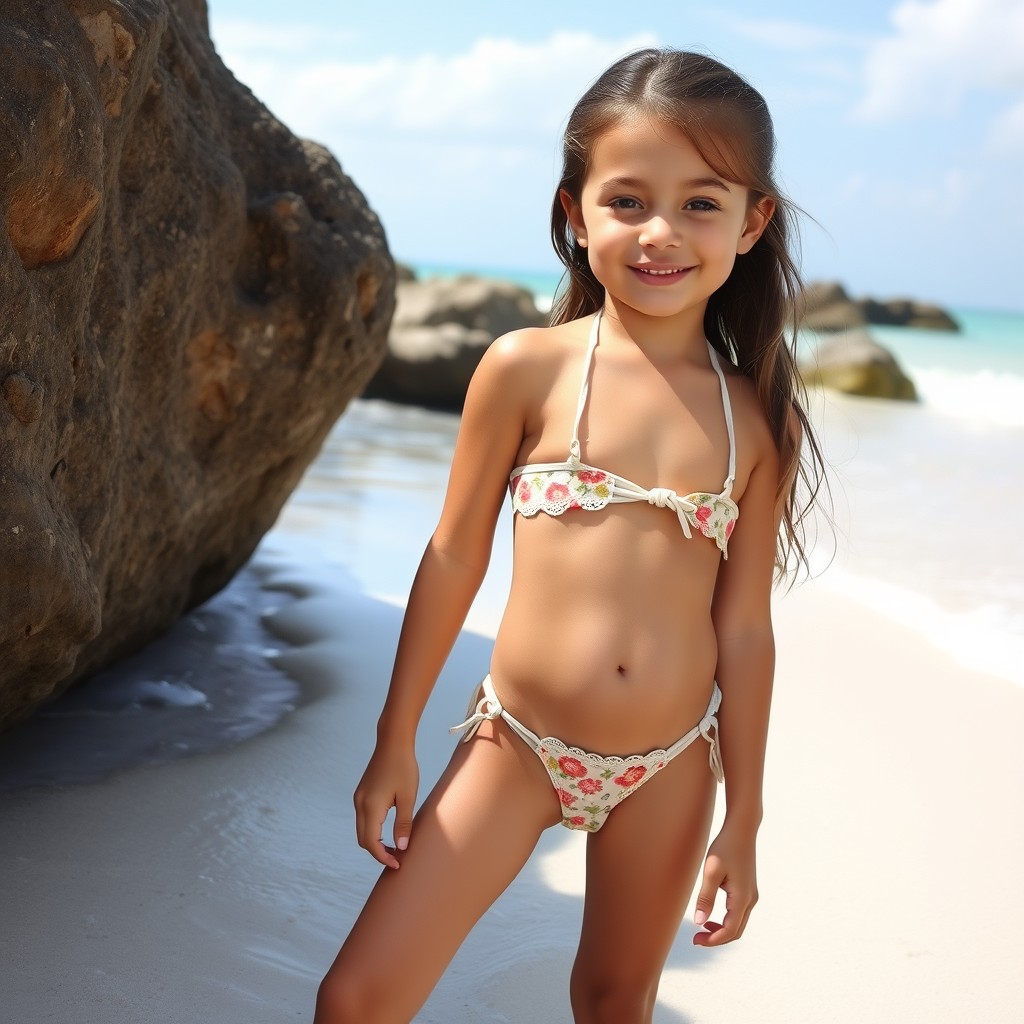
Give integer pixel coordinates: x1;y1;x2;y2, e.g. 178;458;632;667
638;213;681;248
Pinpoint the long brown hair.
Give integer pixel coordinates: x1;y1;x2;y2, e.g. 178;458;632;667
549;48;828;579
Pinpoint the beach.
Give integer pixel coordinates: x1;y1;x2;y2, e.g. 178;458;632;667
2;310;1024;1022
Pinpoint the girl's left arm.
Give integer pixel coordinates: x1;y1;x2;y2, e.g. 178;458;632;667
693;419;783;947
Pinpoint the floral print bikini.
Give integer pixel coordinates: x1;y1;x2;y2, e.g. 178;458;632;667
450;309;732;831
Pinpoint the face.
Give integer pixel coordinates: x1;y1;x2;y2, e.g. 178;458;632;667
562;114;773;324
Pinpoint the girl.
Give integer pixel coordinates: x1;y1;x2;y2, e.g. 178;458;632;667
316;47;824;1024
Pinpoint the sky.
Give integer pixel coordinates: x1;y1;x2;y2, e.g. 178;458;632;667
208;0;1024;312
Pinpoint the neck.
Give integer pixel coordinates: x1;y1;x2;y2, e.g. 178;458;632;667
599;296;710;365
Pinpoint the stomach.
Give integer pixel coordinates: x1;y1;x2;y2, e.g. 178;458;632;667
489;505;722;756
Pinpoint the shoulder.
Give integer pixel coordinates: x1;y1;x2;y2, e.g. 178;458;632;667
470;319;590;401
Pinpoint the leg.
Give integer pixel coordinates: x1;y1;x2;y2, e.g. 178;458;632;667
315;718;561;1024
569;737;718;1024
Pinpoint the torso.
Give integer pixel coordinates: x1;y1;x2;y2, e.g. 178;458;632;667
489;312;760;755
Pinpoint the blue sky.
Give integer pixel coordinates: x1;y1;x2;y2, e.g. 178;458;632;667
209;0;1024;312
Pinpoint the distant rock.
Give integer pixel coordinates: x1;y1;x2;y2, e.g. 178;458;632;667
365;275;546;409
799;281;867;332
801;281;959;333
800;329;918;401
855;297;959;332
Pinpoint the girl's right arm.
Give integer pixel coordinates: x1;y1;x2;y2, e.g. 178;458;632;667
352;330;541;869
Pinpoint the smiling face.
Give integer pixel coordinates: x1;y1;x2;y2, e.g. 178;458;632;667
562;114;773;331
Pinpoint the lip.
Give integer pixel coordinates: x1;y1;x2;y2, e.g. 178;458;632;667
629;264;694;285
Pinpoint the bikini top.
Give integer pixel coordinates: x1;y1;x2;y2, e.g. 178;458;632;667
510;309;739;557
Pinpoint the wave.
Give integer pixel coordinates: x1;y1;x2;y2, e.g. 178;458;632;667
909;366;1024;429
818;569;1024;691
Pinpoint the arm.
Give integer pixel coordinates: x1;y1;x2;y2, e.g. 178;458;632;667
353;332;538;868
693;420;782;946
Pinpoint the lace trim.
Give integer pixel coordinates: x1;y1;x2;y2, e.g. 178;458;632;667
512;468;615;517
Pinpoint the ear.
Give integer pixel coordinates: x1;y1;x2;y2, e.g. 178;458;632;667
737;196;775;255
560;188;587;248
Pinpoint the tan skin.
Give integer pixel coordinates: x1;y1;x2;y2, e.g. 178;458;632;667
315;117;781;1024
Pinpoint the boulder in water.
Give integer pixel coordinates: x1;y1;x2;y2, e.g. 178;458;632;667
800;329;918;401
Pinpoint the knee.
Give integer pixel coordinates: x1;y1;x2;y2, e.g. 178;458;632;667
314;970;387;1024
569;967;656;1024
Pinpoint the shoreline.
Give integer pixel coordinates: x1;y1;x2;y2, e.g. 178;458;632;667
1;551;1022;1023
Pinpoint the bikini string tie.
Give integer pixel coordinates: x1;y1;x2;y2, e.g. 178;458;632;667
646;487;696;540
449;688;502;743
700;685;725;784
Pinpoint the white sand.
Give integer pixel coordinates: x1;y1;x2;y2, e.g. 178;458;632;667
2;549;1023;1023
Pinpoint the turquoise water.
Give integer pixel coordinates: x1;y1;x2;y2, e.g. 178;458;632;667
410;260;1024;422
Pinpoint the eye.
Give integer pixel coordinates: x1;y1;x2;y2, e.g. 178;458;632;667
686;198;720;213
608;196;642;210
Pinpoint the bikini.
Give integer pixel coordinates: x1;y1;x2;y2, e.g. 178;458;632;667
450;309;732;831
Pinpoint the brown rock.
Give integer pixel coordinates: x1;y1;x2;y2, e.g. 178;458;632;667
856;297;960;332
366;275;545;409
0;0;395;729
800;329;918;401
798;280;867;332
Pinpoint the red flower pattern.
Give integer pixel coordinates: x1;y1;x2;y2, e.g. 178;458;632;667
725;518;735;539
577;470;607;484
613;765;647;787
694;504;712;525
517;479;532;501
545;482;570;502
558;756;587;778
556;788;577;808
568;815;587;827
578;777;603;795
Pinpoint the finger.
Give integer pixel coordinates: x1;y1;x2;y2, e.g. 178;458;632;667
355;795;401;870
695;890;757;946
693;856;723;927
691;921;723;947
392;789;416;853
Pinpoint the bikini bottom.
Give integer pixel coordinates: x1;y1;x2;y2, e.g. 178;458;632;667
449;674;724;832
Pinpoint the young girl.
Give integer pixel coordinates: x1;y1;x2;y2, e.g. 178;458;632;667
315;47;823;1024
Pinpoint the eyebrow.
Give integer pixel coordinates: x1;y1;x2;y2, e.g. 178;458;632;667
597;175;732;193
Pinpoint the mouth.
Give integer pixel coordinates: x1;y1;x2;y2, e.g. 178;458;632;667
629;264;694;284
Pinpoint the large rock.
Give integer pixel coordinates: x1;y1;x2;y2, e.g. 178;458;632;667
800;329;917;401
801;280;960;333
0;0;395;729
855;297;959;332
799;281;867;332
365;275;546;409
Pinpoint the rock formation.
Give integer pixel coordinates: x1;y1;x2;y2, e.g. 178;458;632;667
0;0;395;729
800;329;918;401
801;280;960;333
366;273;546;409
799;281;869;333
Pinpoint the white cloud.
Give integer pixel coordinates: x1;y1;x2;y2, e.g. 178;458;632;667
856;0;1024;121
210;25;658;144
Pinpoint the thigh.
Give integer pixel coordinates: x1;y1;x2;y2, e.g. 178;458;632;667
575;738;718;990
318;717;562;1023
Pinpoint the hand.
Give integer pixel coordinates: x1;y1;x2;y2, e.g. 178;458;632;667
692;823;759;946
353;741;419;870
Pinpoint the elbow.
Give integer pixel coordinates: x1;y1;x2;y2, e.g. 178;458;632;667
426;531;491;582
